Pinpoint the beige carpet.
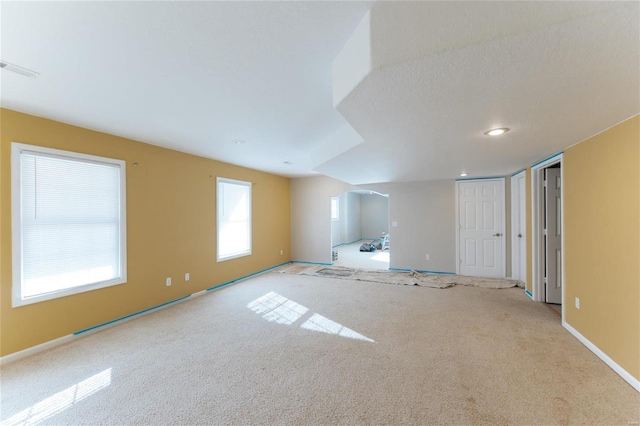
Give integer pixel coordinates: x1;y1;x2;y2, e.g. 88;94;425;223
278;264;524;289
1;272;638;425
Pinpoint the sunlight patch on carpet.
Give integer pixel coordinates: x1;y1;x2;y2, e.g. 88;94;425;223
1;368;112;426
247;291;308;325
301;313;375;343
247;292;375;343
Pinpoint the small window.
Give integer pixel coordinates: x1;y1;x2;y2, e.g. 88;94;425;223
331;197;339;220
11;143;126;306
217;177;252;261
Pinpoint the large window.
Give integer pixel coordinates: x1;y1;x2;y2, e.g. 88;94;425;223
217;177;252;261
11;143;126;306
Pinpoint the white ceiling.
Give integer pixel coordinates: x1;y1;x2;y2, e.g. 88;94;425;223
2;1;638;184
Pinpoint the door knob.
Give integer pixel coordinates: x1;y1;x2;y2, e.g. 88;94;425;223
493;233;502;237
518;233;522;238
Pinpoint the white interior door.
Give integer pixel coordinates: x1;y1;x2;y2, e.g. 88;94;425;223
458;180;505;278
511;173;527;283
545;168;562;304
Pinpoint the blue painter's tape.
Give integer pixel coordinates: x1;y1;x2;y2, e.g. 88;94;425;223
456;176;505;182
511;169;526;177
525;289;533;298
74;261;292;335
531;152;563;168
206;261;292;291
74;294;191;335
291;260;333;266
416;270;456;275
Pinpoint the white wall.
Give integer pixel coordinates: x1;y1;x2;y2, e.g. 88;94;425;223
291;177;356;264
361;194;388;239
376;180;456;272
331;192;362;246
291;176;456;272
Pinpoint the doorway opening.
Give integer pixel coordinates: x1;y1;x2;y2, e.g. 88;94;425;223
531;154;564;318
330;191;390;270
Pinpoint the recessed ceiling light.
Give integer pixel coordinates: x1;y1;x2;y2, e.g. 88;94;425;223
484;128;510;136
0;60;39;78
232;139;246;144
460;173;468;177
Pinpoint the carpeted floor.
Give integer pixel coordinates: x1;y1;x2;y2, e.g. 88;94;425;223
1;272;638;425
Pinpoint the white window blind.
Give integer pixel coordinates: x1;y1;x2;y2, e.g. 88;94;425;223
217;178;251;261
12;143;126;306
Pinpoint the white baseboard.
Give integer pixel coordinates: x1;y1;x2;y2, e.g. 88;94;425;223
0;334;75;366
563;321;640;392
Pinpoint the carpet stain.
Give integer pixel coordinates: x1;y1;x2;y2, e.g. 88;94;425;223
552;396;572;425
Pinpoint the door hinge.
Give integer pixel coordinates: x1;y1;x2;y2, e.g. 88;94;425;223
543;179;547;187
544;228;547;236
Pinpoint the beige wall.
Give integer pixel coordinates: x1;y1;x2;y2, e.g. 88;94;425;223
0;109;291;356
563;115;639;380
331;191;362;246
361;193;389;239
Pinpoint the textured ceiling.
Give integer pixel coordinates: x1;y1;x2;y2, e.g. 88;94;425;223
0;1;371;177
320;1;640;184
2;2;638;183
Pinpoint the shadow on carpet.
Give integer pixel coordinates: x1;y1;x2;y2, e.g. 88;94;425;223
276;264;524;289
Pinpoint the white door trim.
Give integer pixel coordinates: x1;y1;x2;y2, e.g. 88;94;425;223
530;154;564;316
455;177;506;277
510;170;526;284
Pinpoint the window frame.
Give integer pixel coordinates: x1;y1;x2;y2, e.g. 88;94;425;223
11;142;127;307
331;196;339;221
216;177;252;262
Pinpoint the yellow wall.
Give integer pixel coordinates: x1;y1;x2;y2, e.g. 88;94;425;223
0;109;291;356
564;115;639;380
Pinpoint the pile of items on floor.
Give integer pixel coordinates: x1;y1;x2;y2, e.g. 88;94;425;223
359;234;389;252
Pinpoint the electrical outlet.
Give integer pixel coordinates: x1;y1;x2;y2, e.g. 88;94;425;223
575;297;580;309
392;221;398;227
185;273;190;281
425;254;430;261
166;277;172;286
280;249;283;255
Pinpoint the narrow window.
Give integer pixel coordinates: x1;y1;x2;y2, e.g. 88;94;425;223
331;197;339;221
217;178;252;261
11;143;126;306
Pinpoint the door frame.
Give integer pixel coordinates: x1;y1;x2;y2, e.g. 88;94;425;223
455;177;506;277
531;153;564;313
510;170;526;284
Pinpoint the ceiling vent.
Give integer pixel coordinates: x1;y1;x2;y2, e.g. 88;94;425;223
0;61;39;78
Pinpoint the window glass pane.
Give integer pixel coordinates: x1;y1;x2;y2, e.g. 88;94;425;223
331;197;339;220
218;179;251;260
16;149;123;301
